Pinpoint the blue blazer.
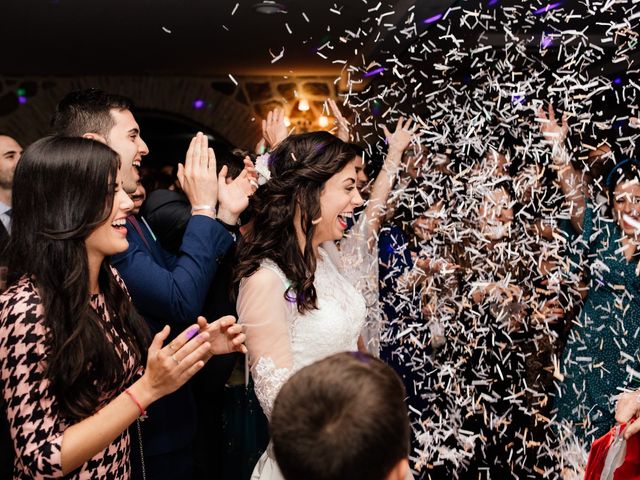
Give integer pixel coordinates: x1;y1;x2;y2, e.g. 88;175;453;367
111;214;234;457
112;214;234;331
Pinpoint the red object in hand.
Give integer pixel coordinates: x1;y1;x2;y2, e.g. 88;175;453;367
585;423;640;480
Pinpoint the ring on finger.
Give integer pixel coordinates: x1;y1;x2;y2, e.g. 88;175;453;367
171;354;180;365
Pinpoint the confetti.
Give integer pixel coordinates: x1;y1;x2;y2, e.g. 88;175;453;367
250;0;640;477
270;47;285;64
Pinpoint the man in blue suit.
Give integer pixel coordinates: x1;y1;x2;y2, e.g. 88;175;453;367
52;89;253;479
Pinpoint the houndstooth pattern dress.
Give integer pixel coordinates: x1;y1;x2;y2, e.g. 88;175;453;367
0;274;141;479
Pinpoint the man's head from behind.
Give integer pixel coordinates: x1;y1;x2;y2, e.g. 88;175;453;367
52;88;148;194
271;352;410;480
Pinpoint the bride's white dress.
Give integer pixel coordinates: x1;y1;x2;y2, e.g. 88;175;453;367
237;247;366;479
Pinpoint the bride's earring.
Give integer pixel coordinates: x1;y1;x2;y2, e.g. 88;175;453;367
311;217;323;225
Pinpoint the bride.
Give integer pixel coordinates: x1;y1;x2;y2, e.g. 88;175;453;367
234;127;417;479
234;131;367;479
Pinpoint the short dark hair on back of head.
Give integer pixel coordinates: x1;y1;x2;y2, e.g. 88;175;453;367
271;352;410;480
216;146;246;180
52;88;134;138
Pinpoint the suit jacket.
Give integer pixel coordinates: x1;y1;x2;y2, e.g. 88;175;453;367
141;190;191;255
0;223;9;259
143;190;240;386
111;213;234;456
111;214;233;331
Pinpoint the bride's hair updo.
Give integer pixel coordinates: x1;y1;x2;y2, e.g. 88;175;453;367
234;131;356;313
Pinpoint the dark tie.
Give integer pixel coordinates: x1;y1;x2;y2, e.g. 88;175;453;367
4;209;11;233
127;215;151;250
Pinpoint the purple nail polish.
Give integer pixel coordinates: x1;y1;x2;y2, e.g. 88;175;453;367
186;326;200;340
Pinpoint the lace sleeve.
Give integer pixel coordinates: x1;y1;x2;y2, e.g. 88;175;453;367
237;267;293;418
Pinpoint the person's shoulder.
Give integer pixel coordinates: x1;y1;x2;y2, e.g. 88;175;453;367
0;276;39;305
0;277;42;331
243;261;290;291
142;189;190;218
145;188;188;205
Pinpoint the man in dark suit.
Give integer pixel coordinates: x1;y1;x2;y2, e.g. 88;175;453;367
52;89;253;480
0;134;21;282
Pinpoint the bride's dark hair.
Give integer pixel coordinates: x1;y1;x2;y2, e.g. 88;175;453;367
234;131;356;313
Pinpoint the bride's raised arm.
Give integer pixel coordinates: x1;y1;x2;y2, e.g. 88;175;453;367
237;267;294;418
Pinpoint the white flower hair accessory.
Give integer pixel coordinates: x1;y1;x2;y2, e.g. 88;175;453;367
254;153;272;186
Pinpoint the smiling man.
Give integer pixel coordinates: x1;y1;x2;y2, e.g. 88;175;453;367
0;134;22;233
53;89;146;194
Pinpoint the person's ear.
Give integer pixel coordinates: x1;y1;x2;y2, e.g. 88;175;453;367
82;132;107;144
385;458;409;480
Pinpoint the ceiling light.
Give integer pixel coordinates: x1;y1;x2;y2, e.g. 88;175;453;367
318;116;329;128
253;2;287;14
298;99;310;111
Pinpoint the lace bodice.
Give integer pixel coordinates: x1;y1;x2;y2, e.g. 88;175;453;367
237;248;366;418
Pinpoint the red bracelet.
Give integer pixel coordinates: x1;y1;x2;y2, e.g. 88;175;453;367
125;388;148;420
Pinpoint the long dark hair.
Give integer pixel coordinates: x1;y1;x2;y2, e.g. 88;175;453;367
6;136;149;422
234;131;356;314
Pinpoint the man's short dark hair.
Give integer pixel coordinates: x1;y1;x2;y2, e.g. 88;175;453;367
0;132;19;142
271;352;410;480
52;88;134;138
